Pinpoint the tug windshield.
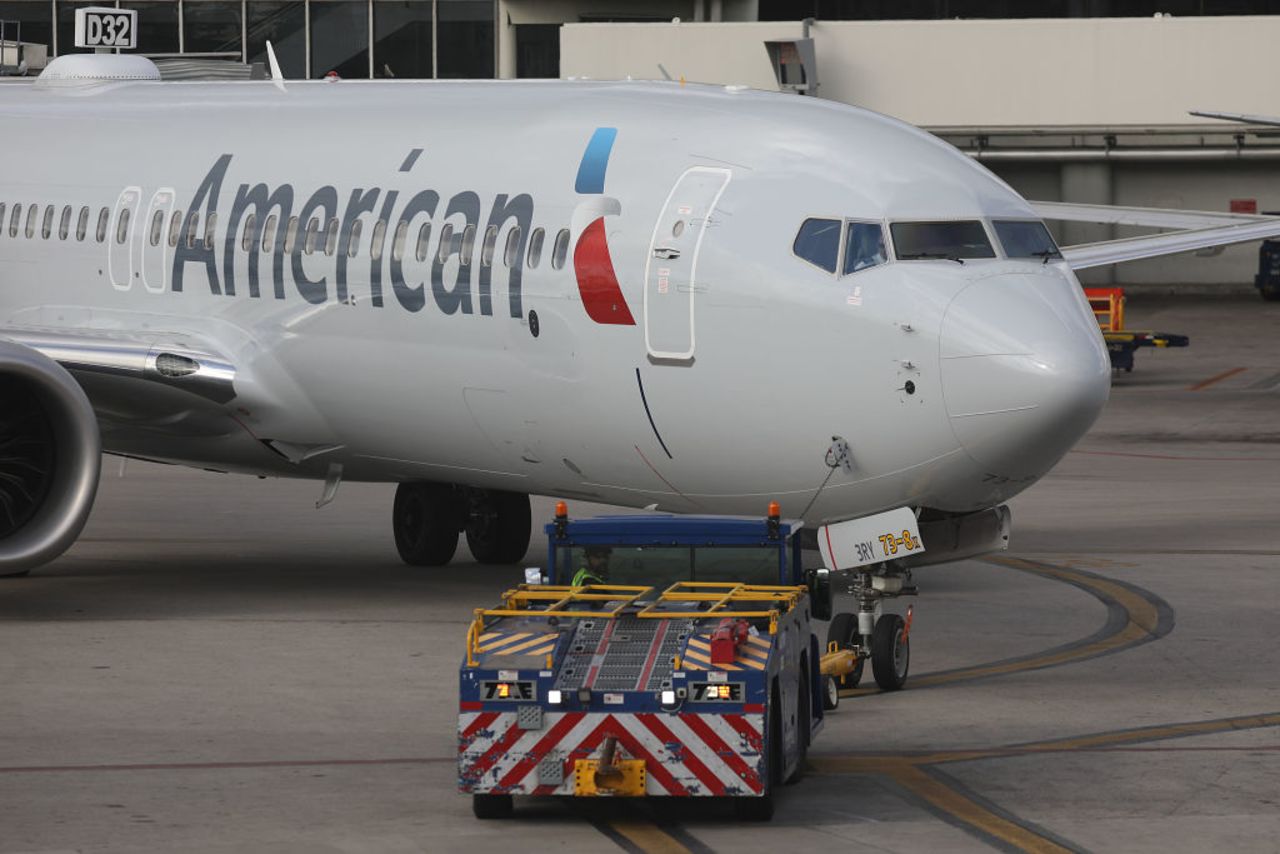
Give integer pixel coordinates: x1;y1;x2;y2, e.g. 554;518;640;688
560;544;781;590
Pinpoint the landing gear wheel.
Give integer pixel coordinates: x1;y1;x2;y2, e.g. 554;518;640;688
826;612;865;689
871;613;909;691
822;675;840;711
393;483;460;566
471;793;513;819
465;490;531;565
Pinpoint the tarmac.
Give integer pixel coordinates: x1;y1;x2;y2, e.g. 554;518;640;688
1;294;1278;853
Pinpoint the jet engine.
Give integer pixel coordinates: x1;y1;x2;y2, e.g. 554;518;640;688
0;341;100;576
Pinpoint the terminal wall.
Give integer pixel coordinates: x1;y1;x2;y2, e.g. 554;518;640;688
562;16;1280;127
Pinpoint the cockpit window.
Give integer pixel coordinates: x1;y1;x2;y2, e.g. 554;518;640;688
994;220;1062;261
891;220;995;261
843;222;887;275
793;218;841;273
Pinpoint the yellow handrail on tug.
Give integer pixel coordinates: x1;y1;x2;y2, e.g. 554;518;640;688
464;581;807;666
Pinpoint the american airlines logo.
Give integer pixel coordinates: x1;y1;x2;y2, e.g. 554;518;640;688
169;128;636;326
171;152;533;319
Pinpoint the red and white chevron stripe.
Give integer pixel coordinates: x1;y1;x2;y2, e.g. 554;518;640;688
459;711;765;797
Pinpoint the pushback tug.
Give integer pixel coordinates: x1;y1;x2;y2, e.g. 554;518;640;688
457;502;914;820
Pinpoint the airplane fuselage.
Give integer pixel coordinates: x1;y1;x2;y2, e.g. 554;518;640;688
0;77;1110;523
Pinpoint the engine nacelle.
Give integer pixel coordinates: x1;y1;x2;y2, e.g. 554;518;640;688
0;341;101;575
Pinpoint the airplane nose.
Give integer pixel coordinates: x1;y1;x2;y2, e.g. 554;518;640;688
940;271;1111;480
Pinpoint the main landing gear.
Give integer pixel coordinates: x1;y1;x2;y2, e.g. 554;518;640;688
822;563;917;706
393;483;531;566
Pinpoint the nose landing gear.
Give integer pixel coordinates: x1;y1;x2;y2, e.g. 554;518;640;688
821;565;917;699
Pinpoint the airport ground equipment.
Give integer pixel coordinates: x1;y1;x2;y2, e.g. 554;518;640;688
1085;287;1189;372
458;503;846;820
1254;239;1280;301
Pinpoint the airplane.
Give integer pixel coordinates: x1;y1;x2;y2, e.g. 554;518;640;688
4;52;1280;580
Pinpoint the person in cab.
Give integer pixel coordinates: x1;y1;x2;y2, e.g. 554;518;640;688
572;546;612;586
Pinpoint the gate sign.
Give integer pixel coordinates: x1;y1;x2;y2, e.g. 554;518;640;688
74;7;138;50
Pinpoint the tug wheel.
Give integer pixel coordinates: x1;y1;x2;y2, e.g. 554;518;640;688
871;613;910;691
826;613;864;689
472;793;513;819
732;792;774;822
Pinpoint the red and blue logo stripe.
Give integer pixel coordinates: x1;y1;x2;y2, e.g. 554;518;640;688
573;127;635;326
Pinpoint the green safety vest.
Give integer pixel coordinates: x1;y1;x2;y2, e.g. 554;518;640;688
572;567;605;587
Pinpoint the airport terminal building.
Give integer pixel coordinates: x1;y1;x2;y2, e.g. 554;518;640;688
2;0;1279;284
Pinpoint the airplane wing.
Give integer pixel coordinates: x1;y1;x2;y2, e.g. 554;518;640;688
1057;219;1280;270
1028;201;1280;270
2;327;237;405
1030;200;1269;230
1188;109;1280;128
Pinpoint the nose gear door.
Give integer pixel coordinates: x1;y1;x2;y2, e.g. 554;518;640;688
644;167;731;361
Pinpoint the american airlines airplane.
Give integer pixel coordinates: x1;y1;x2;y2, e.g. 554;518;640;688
3;54;1278;579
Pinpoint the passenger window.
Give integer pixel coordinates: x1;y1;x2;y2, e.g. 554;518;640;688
0;203;5;232
370;219;387;261
527;227;544;268
459;225;476;266
304;217;320;254
416;222;432;262
994;220;1062;261
324;218;338;256
480;225;498;267
281;216;297;254
186;212;200;249
25;205;37;238
793;218;841;273
843;221;887;275
391;220;407;263
96;207;109;243
168;210;183;247
240;214;256;251
503;227;522;268
41;205;54;239
551;228;570;270
59;206;71;240
76;207;89;241
8;204;19;238
347;219;363;257
114;208;129;244
437;223;454;263
891;220;995;260
149;209;164;246
205;213;218;250
261;214;277;252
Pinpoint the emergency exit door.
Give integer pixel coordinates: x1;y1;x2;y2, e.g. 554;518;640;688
644;167;731;361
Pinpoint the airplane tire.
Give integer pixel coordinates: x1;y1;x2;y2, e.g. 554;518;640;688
871;613;910;691
826;612;864;689
472;794;513;819
393;483;460;566
465;490;531;565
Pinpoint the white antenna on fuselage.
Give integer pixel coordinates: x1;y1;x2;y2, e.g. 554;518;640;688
265;40;286;92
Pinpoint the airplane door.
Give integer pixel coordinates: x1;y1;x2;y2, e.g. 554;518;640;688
108;186;140;291
141;188;174;293
644;167;731;361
